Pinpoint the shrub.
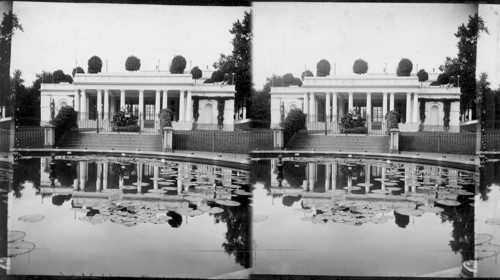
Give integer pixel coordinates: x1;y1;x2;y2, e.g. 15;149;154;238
159;108;173;131
385;110;400;134
72;67;84;77
191;66;202;80
316;59;331;77
282;108;306;144
282;73;295;86
340;110;365;130
396;58;413;76
437;73;451;85
203;78;212;84
430;81;439;86
170;55;187;74
125;55;141;71
417;69;428;82
88;55;103;74
111;110;138;131
211;70;225;83
301;69;313;80
52;106;78;142
292;77;303;87
353;59;368;74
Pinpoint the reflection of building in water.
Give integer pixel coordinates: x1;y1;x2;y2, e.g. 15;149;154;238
268;160;464;208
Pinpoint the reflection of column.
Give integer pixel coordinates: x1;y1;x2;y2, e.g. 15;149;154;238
153;166;159;190
381;166;386;190
347;177;353;193
365;164;371;193
119;175;124;189
96;163;102;192
79;161;87;191
73;162;80;191
308;163;315;192
137;163;143;193
332;162;337;190
102;162;108;190
325;164;331;192
177;177;182;194
404;165;409;193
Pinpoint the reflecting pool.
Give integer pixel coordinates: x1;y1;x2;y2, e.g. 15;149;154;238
251;157;477;277
7;155;251;278
476;160;500;277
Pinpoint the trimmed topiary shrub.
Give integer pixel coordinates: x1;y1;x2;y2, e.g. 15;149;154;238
125;55;141;71
72;67;84;77
52;106;78;142
170;55;187;74
301;69;313;80
282;108;306;145
159;108;173;132
191;66;202;80
88;55;103;74
396;58;413;76
417;69;429;82
353;59;368;74
316;59;331;77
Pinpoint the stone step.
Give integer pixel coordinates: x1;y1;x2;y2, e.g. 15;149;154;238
60;132;162;151
289;134;389;153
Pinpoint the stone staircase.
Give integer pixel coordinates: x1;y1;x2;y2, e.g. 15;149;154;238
287;133;389;153
59;132;162;151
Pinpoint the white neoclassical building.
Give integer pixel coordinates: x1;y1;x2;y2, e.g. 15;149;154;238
270;73;463;133
40;70;241;132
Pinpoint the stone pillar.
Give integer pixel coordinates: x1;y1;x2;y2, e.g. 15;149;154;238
413;92;419;124
389;92;395;111
348;92;354;112
74;90;80;112
332;92;338;121
303;93;309;115
382;92;388;117
309;93;315;121
97;89;102;120
406;92;412;123
120;90;126;111
104;90;109;119
273;127;284;150
390;128;400;153
162;90;168;109
163;126;173;152
185;90;192;121
179;90;185;121
366;92;372;131
325;92;331;120
139;90;144;129
43;124;55;148
81;90;87;120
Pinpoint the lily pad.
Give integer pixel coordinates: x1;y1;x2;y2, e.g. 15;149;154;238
475;243;500;260
436;200;461;206
485;217;500;226
418;205;444;213
475;233;493;245
148;189;167;194
18;214;44;223
122;185;137;190
132;182;150;187
8;241;35;257
8;231;26;243
206;207;224;214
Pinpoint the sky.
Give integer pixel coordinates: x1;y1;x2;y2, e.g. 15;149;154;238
253;2;477;90
477;4;500;89
10;2;249;84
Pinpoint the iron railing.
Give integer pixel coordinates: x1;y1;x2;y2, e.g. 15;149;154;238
76;112;159;134
400;131;476;155
305;114;385;135
484;131;500;151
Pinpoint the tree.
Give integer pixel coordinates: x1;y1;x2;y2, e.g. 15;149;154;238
88;55;103;74
437;73;451;85
190;66;202;81
250;90;270;124
210;70;225;84
316;59;331;77
125;55;141;71
301;70;313;80
52;106;78;142
441;13;488;116
282;108;306;144
11;70;38;126
0;10;23;115
353;59;368;74
292;77;303;87
417;69;429;82
282;73;295;86
72;66;84;77
396;58;413;76
53;70;72;83
169;55;186;74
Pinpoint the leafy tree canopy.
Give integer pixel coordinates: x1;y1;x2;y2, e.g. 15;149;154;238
316;59;331;77
88;55;102;74
396;58;413;76
125;55;141;71
353;59;368;74
170;55;186;74
0;11;23;111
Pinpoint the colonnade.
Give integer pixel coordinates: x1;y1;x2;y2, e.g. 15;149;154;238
74;89;193;122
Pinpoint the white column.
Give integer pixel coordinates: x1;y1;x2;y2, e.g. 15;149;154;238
382;92;388;117
309;93;315;121
325;92;331;120
97;89;102;120
80;90;87;120
104;90;109;119
366;92;372;118
139;90;144;116
348;92;354;112
303;93;309;115
406;92;412;123
389;92;395;111
332;92;338;120
179;90;185;121
185;90;192;121
120;90;125;111
74;90;80;112
413;92;419;123
162;90;168;109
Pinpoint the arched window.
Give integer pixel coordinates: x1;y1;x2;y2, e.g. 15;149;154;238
428;104;440;126
203;103;214;124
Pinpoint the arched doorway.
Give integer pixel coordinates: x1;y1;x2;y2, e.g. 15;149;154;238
428;105;440;126
203;103;214;124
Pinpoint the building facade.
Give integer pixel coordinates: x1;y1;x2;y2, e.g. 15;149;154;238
270;74;463;133
40;71;239;132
